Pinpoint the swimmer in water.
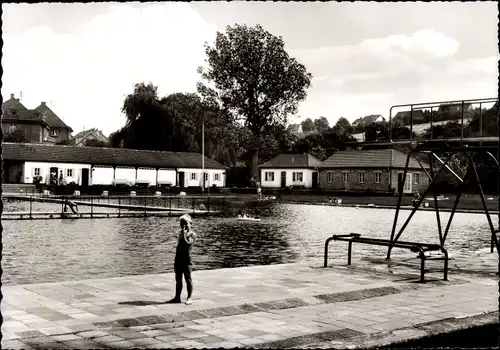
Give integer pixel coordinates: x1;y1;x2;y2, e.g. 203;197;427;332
63;197;79;214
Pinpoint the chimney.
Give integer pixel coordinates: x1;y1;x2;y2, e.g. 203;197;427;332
10;93;15;99
41;101;46;106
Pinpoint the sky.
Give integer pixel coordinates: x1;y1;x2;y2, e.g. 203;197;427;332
2;2;498;136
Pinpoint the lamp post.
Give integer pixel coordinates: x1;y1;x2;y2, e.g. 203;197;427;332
202;112;205;193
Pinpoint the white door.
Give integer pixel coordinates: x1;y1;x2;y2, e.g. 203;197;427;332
403;173;413;194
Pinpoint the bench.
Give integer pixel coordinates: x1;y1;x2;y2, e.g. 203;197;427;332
324;233;449;283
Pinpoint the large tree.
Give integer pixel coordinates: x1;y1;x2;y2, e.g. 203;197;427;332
197;23;312;179
301;118;315;133
111;82;237;166
313;116;330;134
332;117;353;135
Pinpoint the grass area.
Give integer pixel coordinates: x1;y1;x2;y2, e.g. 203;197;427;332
217;191;498;212
277;193;498;211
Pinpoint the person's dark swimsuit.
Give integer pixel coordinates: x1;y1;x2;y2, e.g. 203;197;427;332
173;231;194;301
175;231;193;268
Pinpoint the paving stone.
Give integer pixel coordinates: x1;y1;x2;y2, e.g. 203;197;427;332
114;318;145;327
105;340;137;348
177;310;208;321
199;308;229;317
50;334;84;342
153;322;183;330
63;339;105;349
315;329;364;340
128;325;154;331
253;302;278;311
196;335;225;344
261;334;324;349
19;336;55;346
92;335;125;344
139;329;169;337
209;340;245;348
156;334;188;342
241;329;270;337
38;326;74;336
77;330;109;339
16;330;46;338
218;306;243;316
130;337;164;346
216;331;248;341
66;324;97;333
112;331;149;340
186;324;215;332
35;342;71;349
283;298;309;308
171;339;207;347
238;304;262;313
135;315;170;325
180;331;207;339
1;339;36;350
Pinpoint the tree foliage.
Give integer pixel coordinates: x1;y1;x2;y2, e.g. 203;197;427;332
56;139;75;146
4;127;31;143
300;118;315;133
314;117;330;134
197;23;312;176
332;117;353;135
84;139;108;147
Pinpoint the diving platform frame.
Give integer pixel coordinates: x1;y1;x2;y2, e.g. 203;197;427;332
348;97;499;262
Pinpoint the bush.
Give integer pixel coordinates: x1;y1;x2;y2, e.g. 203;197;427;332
33;175;43;184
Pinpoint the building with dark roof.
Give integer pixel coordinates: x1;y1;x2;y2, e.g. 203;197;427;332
73;128;109;147
33;101;73;143
2;143;226;188
352;114;386;127
259;153;322;189
319;149;429;194
1;94;73;144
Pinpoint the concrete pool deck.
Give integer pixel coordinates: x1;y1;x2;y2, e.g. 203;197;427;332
2;250;499;349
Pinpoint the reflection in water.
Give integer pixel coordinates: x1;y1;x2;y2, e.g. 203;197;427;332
2;200;493;285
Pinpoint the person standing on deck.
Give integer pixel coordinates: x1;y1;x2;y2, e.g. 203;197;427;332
167;214;197;305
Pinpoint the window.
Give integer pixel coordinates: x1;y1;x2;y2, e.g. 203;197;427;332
214;173;220;181
34;168;41;176
359;172;365;184
327;172;334;183
414;173;420;184
191;173;197;180
342;172;348;183
375;172;381;184
292;172;303;182
265;171;274;181
51;129;58;137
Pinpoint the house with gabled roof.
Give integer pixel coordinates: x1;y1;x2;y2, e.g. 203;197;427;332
33;101;73;143
352;114;386;127
1;93;73;144
2;93;51;143
73;128;109;147
393;110;425;125
319;149;429;194
259;153;322;189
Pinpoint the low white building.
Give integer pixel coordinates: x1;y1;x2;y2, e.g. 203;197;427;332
24;161;92;186
3;143;227;188
178;168;225;188
259;153;323;189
